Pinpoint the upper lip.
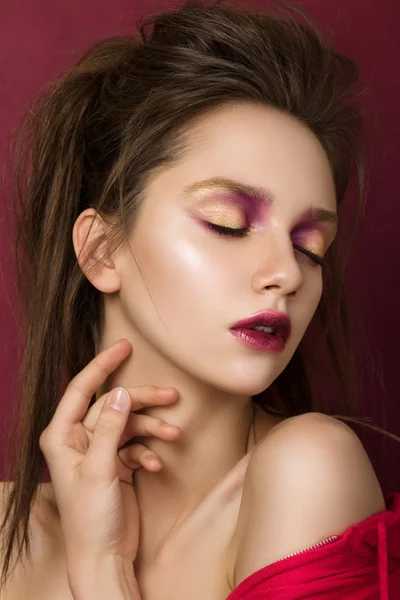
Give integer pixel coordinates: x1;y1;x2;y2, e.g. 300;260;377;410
230;310;292;343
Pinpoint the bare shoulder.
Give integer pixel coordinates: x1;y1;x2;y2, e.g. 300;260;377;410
230;412;386;590
0;481;72;599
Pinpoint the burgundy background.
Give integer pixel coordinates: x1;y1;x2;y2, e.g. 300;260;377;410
0;1;399;493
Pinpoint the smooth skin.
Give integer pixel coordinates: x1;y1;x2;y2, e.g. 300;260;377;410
231;413;386;588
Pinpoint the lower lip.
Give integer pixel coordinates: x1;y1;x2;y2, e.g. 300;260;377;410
229;328;286;353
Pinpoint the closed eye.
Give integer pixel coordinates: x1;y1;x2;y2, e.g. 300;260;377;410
292;245;326;267
204;222;326;267
204;222;249;238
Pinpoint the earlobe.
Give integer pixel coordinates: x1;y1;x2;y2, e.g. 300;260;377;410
72;208;121;294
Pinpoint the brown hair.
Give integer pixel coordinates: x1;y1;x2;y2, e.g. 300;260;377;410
1;0;399;591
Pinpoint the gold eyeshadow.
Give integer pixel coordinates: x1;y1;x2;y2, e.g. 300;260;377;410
292;229;325;258
187;190;330;258
189;202;246;230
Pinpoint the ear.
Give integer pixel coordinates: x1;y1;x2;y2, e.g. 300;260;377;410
72;208;121;293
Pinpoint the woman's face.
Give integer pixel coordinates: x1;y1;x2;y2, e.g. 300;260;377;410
113;103;338;396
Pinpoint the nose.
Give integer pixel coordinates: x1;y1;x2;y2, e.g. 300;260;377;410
251;231;304;297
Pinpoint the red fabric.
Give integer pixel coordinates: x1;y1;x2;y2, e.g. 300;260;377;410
226;492;400;600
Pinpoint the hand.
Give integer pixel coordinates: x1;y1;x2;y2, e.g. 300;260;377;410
38;338;181;595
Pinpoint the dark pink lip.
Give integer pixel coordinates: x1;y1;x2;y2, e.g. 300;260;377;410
230;310;291;348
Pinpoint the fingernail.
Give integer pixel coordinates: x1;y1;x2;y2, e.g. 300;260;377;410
107;388;130;411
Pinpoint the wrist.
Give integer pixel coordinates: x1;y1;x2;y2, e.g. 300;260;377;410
67;554;141;600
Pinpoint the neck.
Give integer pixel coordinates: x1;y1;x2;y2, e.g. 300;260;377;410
96;325;257;567
132;399;256;568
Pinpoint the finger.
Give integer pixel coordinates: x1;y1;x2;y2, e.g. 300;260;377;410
81;385;178;435
128;385;179;412
118;443;162;471
83;388;131;478
53;339;132;435
119;413;181;447
115;455;139;486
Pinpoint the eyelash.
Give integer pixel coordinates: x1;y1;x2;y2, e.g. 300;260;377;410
204;222;326;268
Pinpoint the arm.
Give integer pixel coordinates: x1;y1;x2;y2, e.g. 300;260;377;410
0;482;141;600
67;555;142;600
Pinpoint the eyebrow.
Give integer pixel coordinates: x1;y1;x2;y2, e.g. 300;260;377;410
182;176;339;227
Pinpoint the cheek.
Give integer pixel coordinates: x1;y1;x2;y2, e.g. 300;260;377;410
123;221;233;329
296;274;323;337
281;272;322;354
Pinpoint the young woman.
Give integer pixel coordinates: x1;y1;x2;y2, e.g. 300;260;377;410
1;0;399;599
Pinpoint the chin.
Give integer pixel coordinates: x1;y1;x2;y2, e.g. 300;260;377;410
152;335;293;396
212;357;290;396
206;364;287;398
220;379;275;397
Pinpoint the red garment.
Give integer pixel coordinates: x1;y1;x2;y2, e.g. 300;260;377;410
226;492;400;600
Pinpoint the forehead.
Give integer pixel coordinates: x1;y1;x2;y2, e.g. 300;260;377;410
175;102;336;213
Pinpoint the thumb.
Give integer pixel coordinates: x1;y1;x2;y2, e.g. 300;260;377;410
84;388;131;477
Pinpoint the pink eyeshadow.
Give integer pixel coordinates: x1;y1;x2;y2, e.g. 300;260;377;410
219;192;269;228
